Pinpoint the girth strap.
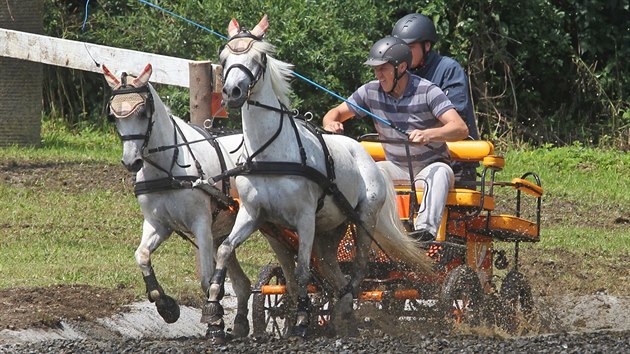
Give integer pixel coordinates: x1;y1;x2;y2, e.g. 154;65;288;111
134;174;237;211
223;161;333;192
134;176;199;196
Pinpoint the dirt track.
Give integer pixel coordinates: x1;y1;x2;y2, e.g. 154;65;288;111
1;284;629;352
1;160;629;352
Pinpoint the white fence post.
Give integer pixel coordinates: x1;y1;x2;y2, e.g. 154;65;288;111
0;28;221;139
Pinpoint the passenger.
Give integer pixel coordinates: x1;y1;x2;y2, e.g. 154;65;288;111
322;36;468;241
392;13;480;187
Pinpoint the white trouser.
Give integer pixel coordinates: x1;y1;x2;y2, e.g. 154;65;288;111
377;161;454;235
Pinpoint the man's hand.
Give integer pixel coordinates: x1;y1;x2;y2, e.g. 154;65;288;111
324;121;344;134
408;129;432;145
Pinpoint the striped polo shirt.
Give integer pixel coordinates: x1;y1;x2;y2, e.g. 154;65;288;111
347;73;455;174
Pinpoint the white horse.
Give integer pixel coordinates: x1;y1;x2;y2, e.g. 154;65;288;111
203;15;434;341
103;64;252;338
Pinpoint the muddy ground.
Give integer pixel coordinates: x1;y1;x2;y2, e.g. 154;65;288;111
1;160;629;337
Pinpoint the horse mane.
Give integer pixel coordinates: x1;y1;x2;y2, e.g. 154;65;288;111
147;84;174;117
220;39;294;107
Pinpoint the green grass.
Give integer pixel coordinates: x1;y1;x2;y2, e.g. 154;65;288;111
0;187;140;287
503;143;630;207
0;120;121;163
540;226;630;253
0;121;278;300
500;143;630;252
1;123;629;301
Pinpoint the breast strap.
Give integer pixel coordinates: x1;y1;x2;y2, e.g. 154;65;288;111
213;105;355;216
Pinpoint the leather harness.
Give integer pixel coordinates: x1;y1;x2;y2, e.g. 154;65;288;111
108;83;239;219
210;100;355;216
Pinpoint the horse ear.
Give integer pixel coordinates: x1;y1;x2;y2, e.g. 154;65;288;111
228;18;240;38
251;14;268;37
133;64;153;86
102;64;120;88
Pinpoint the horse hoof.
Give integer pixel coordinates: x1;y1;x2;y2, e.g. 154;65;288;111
206;326;228;344
231;313;250;338
290;324;309;339
156;295;180;323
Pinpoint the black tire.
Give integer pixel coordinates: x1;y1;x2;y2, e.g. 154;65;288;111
438;265;485;325
501;270;534;313
499;270;534;332
252;264;290;337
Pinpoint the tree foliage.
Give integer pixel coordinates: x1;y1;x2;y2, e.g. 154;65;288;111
43;0;630;147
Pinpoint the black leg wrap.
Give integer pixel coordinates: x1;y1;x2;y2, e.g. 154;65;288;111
297;295;310;313
211;268;227;285
143;272;162;302
210;268;227;300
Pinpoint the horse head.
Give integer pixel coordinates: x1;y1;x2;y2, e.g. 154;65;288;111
219;15;293;109
103;64;155;172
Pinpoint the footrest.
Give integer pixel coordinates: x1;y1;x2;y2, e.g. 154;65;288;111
468;214;540;242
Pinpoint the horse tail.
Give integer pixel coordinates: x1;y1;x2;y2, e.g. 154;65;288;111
373;173;435;275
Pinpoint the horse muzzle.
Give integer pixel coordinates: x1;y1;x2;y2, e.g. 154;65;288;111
222;84;249;109
122;158;144;173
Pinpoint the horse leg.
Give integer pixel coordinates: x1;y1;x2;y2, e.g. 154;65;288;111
135;220;180;323
203;213;259;343
262;229;299;336
191;215;253;338
291;220;316;338
225;252;251;338
313;226;358;337
351;213;376;292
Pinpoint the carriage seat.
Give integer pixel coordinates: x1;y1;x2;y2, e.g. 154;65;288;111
360;140;542;243
360;140;497;164
361;140;499;215
394;188;495;220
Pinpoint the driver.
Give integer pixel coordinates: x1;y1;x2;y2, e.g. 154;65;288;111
322;36;468;241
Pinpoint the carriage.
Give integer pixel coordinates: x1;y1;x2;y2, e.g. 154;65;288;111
106;14;543;342
250;135;543;336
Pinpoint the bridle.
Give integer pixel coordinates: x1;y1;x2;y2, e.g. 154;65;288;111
107;75;204;181
220;31;268;100
107;73;156;153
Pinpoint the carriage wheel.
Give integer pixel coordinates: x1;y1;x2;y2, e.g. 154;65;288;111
438;265;485;325
499;270;534;332
252;264;290;337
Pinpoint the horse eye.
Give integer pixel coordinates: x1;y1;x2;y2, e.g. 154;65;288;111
136;105;147;118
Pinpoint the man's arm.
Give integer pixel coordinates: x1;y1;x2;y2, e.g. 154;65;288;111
322;102;355;133
408;108;468;144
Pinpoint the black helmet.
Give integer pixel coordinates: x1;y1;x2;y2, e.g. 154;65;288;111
392;13;438;44
364;36;411;68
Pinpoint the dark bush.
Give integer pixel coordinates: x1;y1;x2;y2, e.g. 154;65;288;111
43;0;630;147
